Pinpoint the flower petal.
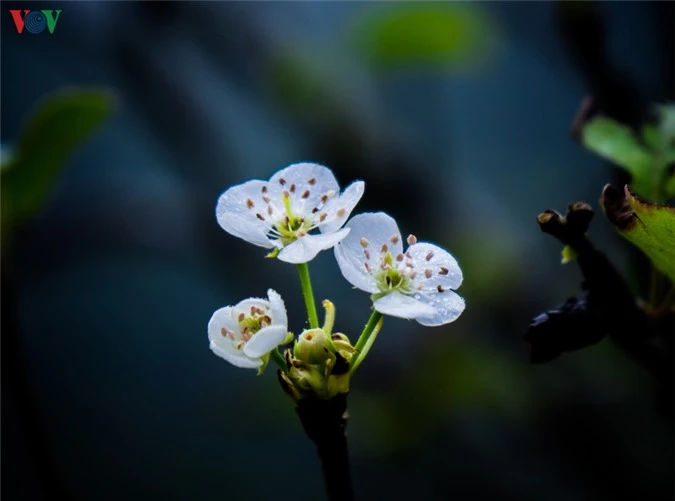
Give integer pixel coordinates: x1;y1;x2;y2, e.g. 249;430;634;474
216;180;275;249
207;306;238;342
266;289;287;328
414;290;466;327
319;181;365;234
407;242;463;291
269;162;339;213
210;341;262;369
277;229;349;263
242;325;288;358
373;291;436;319
334;212;403;293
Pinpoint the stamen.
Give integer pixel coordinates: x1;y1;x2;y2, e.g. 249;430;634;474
319;213;327;222
360;238;369;248
267;205;274;215
250;306;257;315
364;249;370;260
261;185;268;193
424;268;432;278
246;199;254;209
337;208;346;217
406;262;414;268
381;244;388;253
308;177;316;185
396;253;404;262
437;285;445;293
302;190;310;199
439;267;449;275
391;235;400;244
426;251;434;261
364;262;371;272
262;195;271;203
405;251;412;258
407;234;417;245
312;207;320;214
256;213;266;221
409;271;417;279
290;184;296;193
320;194;329;204
279;178;286;186
220;327;228;337
238;313;245;322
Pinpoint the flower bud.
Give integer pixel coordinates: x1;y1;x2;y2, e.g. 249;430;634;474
293;328;335;365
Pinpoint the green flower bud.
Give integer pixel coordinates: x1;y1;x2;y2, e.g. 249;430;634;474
293;328;335;365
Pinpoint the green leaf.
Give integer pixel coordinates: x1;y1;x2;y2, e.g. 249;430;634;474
582;117;653;196
561;245;578;264
1;89;114;231
602;185;675;283
352;4;495;71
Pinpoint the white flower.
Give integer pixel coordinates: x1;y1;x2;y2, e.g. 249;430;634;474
216;162;365;263
334;212;465;326
208;289;288;369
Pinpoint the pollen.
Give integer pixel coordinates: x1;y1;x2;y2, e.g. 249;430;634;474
439;267;449;275
360;238;369;247
246;199;254;209
364;262;371;272
267;205;274;215
407;234;417;245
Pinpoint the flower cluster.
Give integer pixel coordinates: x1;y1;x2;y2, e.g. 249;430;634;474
209;162;465;397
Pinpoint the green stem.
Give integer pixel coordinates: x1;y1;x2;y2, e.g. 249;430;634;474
297;263;319;329
271;348;287;372
350;311;384;373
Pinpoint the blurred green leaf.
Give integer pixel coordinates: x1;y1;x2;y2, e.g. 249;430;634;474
582;117;652;196
1;89;114;232
603;185;675;283
561;244;578;264
352;4;494;70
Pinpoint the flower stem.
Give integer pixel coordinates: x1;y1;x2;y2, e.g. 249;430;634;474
270;348;287;373
350;310;384;373
297;263;319;329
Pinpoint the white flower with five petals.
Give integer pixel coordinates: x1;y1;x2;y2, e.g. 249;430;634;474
208;289;288;369
216;163;365;264
335;213;465;326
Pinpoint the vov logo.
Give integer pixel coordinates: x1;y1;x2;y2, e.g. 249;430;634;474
9;9;62;34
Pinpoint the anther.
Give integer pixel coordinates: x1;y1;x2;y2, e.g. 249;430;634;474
437;285;445;293
308;177;316;185
256;213;266;221
238;313;245;322
290;184;296;193
261;185;268;193
267;206;274;215
364;249;371;259
407;234;417;245
319;213;327;222
439;267;449;275
391;235;400;244
424;269;432;278
302;190;310;199
360;238;369;248
312;207;320;213
250;306;257;315
426;251;434;261
396;253;404;262
320;194;329;204
246;199;254;209
381;244;388;253
405;251;412;259
364;262;371;272
279;178;286;186
337;208;346;217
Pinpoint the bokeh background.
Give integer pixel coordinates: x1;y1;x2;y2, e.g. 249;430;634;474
2;2;673;500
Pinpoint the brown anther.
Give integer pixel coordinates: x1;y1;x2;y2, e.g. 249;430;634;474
263;315;272;324
439;267;449;275
424;268;432;278
320;194;329;204
261;185;268;193
360;238;369;248
290;184;296;193
238;313;245;322
283;190;290;198
437;285;445;293
426;251;434;261
364;262;371;272
381;244;388;253
250;306;257;315
405;251;412;259
256;213;266;221
267;205;274;215
407;234;417;245
246;199;255;209
337;208;346;217
262;195;271;203
391;235;400;244
409;271;417;279
396;253;404;261
302;190;310;199
406;262;414;268
319;213;327;222
308;177;316;185
279;178;286;186
364;249;371;260
312;207;320;214
220;327;229;337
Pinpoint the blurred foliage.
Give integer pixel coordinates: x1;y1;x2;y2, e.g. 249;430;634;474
1;89;114;237
603;186;675;283
582;104;675;202
351;4;495;71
